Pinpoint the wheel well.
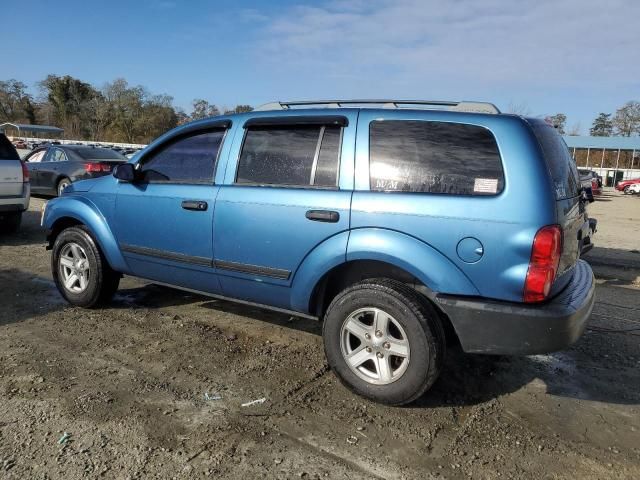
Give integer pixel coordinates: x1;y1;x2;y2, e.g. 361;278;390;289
309;260;459;346
46;217;83;249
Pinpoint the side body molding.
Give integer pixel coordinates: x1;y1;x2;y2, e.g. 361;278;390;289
43;196;129;273
346;228;480;297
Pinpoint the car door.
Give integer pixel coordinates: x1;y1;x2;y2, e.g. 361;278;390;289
38;148;66;194
24;148;48;191
213;111;357;310
114;126;229;294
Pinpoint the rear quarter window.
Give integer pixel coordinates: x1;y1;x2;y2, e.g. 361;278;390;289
369;120;504;195
0;135;20;160
528;120;581;199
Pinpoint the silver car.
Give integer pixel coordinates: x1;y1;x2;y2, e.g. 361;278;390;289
0;134;30;232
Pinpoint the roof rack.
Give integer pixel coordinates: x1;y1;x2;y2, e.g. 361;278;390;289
254;99;501;114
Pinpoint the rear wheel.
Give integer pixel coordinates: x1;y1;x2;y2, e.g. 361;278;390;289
57;177;71;196
0;212;22;233
52;226;120;307
322;278;445;405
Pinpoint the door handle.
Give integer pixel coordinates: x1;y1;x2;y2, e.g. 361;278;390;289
306;210;339;223
181;200;208;211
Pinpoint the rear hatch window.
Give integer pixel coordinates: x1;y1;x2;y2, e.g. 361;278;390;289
0;135;20;160
528;120;581;199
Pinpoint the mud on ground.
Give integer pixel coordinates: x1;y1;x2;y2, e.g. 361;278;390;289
0;193;639;479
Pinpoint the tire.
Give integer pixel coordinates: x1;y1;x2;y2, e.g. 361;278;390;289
623;186;630;194
57;177;71;196
52;226;120;308
322;278;446;405
0;212;22;233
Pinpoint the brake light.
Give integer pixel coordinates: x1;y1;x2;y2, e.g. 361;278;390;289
591;178;598;190
524;225;562;303
20;161;29;182
84;163;110;173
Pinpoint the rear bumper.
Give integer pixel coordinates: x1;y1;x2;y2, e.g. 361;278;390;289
435;260;595;355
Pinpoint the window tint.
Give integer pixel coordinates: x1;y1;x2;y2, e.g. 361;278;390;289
370;120;504;195
236;125;341;187
52;149;67;162
71;147;126;160
0;134;19;160
140;130;225;184
314;126;341;186
26;150;45;163
529;120;581;199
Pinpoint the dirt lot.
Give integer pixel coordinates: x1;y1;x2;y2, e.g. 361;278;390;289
1;192;639;479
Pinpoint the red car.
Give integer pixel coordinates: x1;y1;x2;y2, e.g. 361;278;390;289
616;178;640;194
12;140;28;149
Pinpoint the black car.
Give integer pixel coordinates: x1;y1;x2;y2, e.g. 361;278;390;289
24;145;127;196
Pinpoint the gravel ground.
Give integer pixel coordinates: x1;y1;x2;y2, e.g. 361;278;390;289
0;192;639;479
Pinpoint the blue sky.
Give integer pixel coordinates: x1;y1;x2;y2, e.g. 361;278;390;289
2;0;638;133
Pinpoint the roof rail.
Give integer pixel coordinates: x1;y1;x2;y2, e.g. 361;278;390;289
254;99;501;114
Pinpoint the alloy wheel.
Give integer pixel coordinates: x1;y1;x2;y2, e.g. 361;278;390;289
340;307;410;385
58;242;91;293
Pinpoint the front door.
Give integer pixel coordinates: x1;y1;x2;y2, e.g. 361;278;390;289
213;113;356;310
114;128;228;294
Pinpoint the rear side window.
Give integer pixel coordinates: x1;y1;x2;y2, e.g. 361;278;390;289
529;121;581;199
140;130;225;184
369;120;504;195
236;125;341;187
0;135;19;160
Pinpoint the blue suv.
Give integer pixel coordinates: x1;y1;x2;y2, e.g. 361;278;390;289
42;100;595;405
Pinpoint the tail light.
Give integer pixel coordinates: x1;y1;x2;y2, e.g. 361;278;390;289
524;225;562;303
591;178;598;190
20;161;29;182
84;163;111;173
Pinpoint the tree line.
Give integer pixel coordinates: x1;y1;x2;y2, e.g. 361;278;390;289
542;101;640;137
0;76;252;144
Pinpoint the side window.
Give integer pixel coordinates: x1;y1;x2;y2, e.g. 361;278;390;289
236;125;341;187
52;149;67;162
139;130;225;184
26;150;46;163
369;120;504;195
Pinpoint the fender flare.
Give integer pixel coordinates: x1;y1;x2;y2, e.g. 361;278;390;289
290;228;479;315
346;228;479;296
43;196;128;272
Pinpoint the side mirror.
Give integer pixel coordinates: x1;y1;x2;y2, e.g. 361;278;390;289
113;163;136;182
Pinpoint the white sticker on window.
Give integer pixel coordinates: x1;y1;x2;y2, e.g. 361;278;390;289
473;178;498;194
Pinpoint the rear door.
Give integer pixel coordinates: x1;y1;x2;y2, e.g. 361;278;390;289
38;148;65;194
114;127;229;294
0;135;23;197
213;112;356;309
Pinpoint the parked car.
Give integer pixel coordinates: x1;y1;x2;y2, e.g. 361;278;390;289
0;134;30;232
42;99;596;405
578;169;601;195
628;183;640;194
24;145;127;196
616;177;640;194
12;139;28;149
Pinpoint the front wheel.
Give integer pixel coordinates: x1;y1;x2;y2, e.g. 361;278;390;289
623;185;630;194
52;226;120;307
322;278;445;405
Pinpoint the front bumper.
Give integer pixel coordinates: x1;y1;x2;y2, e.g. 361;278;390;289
435;260;595;355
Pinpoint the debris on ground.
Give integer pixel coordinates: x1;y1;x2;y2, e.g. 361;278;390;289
241;397;267;407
